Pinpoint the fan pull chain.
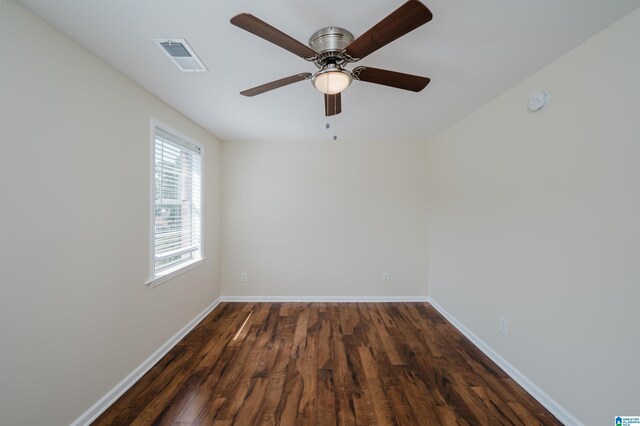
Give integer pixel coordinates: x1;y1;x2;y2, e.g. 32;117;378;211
325;119;338;141
325;94;338;141
325;119;337;141
333;111;338;141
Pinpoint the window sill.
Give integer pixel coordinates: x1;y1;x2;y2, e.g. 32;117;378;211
146;257;205;288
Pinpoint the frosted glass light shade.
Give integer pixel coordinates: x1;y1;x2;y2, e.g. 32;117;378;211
312;68;352;95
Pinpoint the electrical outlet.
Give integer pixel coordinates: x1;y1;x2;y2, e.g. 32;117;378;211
499;317;508;336
383;272;390;282
240;272;247;282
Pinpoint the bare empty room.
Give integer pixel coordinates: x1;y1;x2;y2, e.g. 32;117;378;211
1;0;639;425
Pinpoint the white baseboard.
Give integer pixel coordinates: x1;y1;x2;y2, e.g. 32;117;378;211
427;297;582;426
220;295;430;303
70;297;222;426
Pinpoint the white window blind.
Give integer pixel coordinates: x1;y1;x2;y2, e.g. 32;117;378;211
152;126;202;278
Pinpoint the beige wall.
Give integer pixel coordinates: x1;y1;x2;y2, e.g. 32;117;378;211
222;139;428;298
426;9;640;425
0;1;222;425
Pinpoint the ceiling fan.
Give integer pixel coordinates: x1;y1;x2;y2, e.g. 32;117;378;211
230;0;433;117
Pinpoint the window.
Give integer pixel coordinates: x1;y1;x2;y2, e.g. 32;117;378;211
149;121;203;285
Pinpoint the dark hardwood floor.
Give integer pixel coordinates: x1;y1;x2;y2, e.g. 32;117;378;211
95;302;561;425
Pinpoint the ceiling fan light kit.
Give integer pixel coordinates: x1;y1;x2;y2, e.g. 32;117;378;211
312;65;352;95
230;0;433;116
309;27;355;95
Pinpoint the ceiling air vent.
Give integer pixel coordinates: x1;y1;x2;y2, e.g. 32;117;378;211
152;38;208;72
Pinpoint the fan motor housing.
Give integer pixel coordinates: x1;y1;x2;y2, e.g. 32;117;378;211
309;27;354;67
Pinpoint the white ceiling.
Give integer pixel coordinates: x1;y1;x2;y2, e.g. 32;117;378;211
17;0;640;142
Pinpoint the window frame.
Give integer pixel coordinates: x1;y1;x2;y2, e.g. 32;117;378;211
147;118;205;287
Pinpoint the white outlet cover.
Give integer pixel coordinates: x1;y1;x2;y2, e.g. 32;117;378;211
499;318;508;335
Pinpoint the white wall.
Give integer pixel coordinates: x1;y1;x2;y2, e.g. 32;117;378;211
0;1;223;425
426;9;640;425
222;139;428;299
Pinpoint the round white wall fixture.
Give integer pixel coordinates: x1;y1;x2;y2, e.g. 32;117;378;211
528;90;549;111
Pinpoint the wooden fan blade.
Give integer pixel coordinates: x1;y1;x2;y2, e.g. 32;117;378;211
324;93;342;116
344;1;432;61
240;73;311;97
352;66;430;92
231;13;317;59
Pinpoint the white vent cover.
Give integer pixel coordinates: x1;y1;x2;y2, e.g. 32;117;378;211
152;38;207;72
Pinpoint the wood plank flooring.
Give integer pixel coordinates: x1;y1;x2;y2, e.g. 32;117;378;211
95;302;561;425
